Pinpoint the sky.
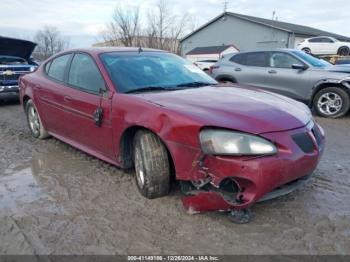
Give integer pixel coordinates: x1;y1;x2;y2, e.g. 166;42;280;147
1;0;349;47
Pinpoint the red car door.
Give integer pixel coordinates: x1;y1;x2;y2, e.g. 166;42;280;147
36;53;73;137
60;53;115;159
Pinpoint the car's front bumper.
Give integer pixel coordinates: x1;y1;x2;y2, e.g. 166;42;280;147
181;122;325;212
0;85;19;93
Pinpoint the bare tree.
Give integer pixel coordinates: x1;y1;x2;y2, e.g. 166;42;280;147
103;6;140;47
34;26;69;60
147;0;191;53
101;1;193;54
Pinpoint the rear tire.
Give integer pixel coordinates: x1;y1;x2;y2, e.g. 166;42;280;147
302;48;311;54
313;87;350;118
133;130;171;199
25;99;50;139
337;46;350;56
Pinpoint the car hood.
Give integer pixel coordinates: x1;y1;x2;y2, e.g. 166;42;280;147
0;37;36;60
323;65;350;73
136;86;312;134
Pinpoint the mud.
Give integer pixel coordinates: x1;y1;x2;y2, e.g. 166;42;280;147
0;95;349;255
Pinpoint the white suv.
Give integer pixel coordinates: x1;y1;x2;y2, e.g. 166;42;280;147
297;36;350;56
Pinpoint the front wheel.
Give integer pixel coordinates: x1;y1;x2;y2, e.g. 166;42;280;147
313;87;350;118
133;130;171;199
25;99;50;139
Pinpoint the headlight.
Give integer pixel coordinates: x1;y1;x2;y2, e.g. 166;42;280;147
200;129;277;156
29;66;36;72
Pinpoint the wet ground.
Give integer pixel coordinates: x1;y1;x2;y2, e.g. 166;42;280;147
0;95;349;255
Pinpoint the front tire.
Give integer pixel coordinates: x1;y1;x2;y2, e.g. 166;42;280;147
313;87;350;118
25;99;50;139
133;130;171;199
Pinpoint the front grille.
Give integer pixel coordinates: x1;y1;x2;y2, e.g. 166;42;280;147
292;132;314;153
0;67;31;72
1;74;20;81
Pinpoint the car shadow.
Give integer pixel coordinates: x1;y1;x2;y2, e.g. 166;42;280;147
0;94;20;106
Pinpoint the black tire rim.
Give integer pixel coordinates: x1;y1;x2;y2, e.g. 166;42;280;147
317;92;343;116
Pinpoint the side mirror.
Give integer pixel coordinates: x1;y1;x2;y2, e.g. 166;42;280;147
292;64;308;70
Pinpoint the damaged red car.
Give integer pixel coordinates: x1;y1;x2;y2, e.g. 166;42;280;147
19;48;325;223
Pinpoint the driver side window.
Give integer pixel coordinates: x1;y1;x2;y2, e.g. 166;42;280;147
269;52;301;69
68;53;105;94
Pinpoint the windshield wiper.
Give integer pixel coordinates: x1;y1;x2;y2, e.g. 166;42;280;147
125;86;175;94
175;81;216;88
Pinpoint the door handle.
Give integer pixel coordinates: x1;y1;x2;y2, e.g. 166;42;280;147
268;70;277;74
235;68;242;72
64;96;72;102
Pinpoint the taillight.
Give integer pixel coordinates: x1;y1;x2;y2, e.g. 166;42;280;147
209;65;220;74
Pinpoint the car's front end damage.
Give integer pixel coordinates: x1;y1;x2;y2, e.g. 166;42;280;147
180;121;325;219
129;84;325;223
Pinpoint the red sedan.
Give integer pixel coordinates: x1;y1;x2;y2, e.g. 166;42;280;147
19;47;325;223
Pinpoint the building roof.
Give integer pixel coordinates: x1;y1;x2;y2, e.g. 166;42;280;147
186;45;234;55
181;12;350;42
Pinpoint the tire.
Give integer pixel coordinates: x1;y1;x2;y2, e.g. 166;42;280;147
25;99;50;139
133;130;171;199
302;48;311;54
337;46;350;56
313;87;350;118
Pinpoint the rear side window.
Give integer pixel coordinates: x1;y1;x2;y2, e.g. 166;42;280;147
230;53;247;65
245;52;268;67
47;54;71;81
68;53;105;93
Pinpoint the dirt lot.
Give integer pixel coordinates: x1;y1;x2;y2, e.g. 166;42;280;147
0;95;349;255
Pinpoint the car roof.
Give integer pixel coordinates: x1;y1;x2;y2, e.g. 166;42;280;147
59;47;168;56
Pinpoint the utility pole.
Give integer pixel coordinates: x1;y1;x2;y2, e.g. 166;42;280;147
223;0;229;13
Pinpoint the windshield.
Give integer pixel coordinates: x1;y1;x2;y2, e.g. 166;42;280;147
100;52;217;93
292;51;332;68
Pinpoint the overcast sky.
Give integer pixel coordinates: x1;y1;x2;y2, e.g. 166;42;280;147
1;0;349;47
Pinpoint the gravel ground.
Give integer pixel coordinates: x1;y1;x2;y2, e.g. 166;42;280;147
0;95;349;255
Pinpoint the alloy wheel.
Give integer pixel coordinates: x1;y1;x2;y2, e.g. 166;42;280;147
317;92;343;116
134;146;145;188
28;106;40;136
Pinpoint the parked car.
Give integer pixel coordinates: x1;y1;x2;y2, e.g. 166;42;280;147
19;47;324;223
193;59;218;72
210;49;350;118
297;36;350;56
0;37;37;96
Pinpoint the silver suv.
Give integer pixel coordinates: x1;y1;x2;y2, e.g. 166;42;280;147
210;49;350;118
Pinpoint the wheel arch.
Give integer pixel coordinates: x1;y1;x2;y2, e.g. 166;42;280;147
119;125;176;177
215;74;237;83
310;80;350;107
22;95;31;109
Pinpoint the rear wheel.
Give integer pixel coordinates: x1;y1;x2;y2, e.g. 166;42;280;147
133;130;171;199
302;48;311;54
25;99;50;139
313;87;350;118
337;47;350;56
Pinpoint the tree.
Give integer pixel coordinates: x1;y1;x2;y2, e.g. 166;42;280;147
147;0;190;53
34;26;69;60
103;6;140;47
